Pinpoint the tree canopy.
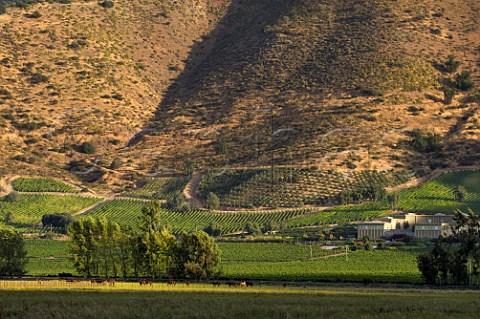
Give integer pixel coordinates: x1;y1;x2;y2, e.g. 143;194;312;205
417;209;480;285
0;224;27;276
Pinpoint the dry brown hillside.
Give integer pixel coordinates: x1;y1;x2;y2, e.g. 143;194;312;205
133;0;480;174
0;0;479;190
0;0;226;185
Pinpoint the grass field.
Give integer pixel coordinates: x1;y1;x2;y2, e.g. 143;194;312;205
0;282;479;319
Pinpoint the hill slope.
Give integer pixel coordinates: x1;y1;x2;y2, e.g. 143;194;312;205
0;0;479;191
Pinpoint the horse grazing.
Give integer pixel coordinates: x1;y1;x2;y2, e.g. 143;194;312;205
138;279;153;286
246;281;253;287
91;279;106;285
239;281;247;288
107;279;115;286
212;280;221;287
166;280;176;286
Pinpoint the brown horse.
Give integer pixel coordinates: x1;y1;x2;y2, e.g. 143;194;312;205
166;280;176;286
139;279;153;286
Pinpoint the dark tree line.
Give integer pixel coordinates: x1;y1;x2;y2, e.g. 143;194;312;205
418;209;480;285
69;201;220;279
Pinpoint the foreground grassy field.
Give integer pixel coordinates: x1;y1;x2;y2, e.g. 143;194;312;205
0;281;479;319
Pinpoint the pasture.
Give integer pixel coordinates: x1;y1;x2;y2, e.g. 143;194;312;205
0;281;479;319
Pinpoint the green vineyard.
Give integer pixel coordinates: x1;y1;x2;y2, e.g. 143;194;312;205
288;169;480;227
125;177;189;200
25;239;75;276
81;199;312;234
0;194;101;227
218;242;341;262
24;239;422;284
199;168;411;208
11;178;78;193
222;250;422;283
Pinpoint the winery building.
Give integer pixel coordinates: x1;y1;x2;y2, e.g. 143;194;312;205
356;213;455;239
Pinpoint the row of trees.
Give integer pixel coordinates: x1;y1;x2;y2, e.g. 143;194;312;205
418;209;480;285
69;201;220;279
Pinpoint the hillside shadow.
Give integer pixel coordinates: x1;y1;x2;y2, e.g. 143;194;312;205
151;0;296;126
126;0;296;148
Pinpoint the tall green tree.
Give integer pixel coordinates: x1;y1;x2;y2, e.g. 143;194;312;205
0;224;27;276
138;201;176;278
204;192;220;210
170;231;221;280
453;186;467;202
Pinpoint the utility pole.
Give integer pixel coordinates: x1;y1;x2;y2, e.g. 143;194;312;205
270;107;274;188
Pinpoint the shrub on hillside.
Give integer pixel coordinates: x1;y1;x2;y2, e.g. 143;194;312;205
78;141;96;154
455;71;474;91
99;1;114;8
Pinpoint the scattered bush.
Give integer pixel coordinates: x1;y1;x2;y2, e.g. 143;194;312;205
78;141;96;154
26;10;41;18
28;73;49;85
99;1;114;8
455;71;474;91
441;55;460;73
204;192;220;210
441;85;456;105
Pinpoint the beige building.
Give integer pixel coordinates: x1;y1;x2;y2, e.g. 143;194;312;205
356;213;455;239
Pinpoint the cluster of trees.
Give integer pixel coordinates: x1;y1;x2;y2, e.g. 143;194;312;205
163;192;191;212
437;56;475;104
244;221;285;235
69;201;220;279
338;186;387;205
42;213;74;233
0;224;27;275
408;129;442;153
418;209;480;285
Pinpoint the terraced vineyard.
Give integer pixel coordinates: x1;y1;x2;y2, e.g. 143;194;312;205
288;169;480;227
81;199;312;234
199;169;411;208
125;177;188;200
11;178;78;193
0;194;101;227
396;169;480;213
287;203;388;227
